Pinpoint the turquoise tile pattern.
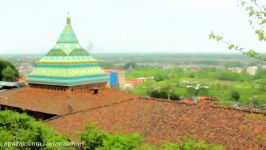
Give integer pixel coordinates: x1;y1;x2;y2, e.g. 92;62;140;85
27;16;108;86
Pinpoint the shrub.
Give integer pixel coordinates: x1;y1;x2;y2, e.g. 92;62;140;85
162;139;224;150
149;90;167;99
81;125;143;150
171;93;181;101
230;91;240;102
0;110;69;150
154;74;166;82
98;133;143;150
149;90;180;101
81;125;225;150
80;125;106;149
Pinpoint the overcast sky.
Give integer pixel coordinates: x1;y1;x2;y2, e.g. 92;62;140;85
0;0;265;54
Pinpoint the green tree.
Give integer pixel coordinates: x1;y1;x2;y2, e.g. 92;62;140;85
81;125;143;150
124;62;137;70
154;74;165;82
80;125;106;150
0;110;69;150
149;90;168;99
2;66;17;82
230;91;240;102
0;60;19;81
170;93;181;101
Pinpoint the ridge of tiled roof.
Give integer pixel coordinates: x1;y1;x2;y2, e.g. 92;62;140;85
45;96;266;123
44;97;137;122
47;97;266;150
0;87;136;115
44;97;204;122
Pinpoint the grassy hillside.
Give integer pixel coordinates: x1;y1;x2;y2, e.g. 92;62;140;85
125;67;266;108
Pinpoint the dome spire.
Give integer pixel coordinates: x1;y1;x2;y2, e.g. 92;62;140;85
67;12;71;25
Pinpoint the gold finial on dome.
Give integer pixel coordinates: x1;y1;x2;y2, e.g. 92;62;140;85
67;12;71;25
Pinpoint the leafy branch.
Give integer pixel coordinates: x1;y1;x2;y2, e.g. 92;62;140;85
210;0;266;61
209;32;264;60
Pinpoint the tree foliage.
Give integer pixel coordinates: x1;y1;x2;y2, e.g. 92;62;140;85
124;62;137;70
163;139;224;150
149;89;180;100
0;60;19;82
209;0;266;61
231;91;240;102
2;66;17;82
80;125;224;150
154;74;166;82
0;110;69;150
80;125;143;150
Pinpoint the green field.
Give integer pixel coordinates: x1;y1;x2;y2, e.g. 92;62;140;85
124;67;266;109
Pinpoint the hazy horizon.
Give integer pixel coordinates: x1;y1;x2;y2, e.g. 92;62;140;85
0;0;265;54
1;52;264;56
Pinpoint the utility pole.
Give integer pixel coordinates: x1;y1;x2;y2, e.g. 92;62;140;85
168;89;173;100
186;84;209;102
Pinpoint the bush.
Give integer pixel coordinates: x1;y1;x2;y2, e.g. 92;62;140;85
162;139;224;150
149;90;168;99
80;125;106;149
170;93;181;101
81;125;143;150
230;91;240;102
0;110;69;150
154;74;166;82
98;132;143;150
80;125;225;150
149;90;180;100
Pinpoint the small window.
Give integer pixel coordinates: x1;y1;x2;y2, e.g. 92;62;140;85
93;89;98;94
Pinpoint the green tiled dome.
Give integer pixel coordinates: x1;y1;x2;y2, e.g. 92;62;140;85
46;16;89;57
57;16;79;43
27;16;108;86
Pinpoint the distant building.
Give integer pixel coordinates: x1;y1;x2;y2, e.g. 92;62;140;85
246;66;258;75
104;69;126;89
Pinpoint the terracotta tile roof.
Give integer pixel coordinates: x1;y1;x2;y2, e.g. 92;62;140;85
47;98;266;150
0;87;135;115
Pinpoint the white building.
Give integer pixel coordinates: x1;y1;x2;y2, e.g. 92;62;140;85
246;66;258;76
